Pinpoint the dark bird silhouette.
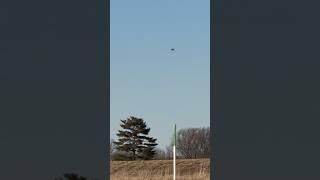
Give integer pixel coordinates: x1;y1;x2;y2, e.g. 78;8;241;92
170;48;175;51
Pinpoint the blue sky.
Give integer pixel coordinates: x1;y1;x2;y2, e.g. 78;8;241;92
110;0;210;149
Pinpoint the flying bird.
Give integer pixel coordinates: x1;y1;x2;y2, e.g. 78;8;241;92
170;48;175;51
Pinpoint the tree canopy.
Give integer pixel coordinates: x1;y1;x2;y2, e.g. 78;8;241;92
113;116;158;160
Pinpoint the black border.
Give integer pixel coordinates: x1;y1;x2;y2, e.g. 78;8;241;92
105;0;110;178
0;0;110;180
210;0;215;179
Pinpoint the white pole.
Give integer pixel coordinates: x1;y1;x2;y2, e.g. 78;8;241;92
173;123;176;180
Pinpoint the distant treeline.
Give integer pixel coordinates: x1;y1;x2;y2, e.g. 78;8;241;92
110;116;210;161
154;127;210;160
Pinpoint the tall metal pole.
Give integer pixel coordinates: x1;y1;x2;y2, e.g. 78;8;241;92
173;123;176;180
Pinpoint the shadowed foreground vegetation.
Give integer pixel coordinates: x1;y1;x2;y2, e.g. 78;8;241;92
110;158;210;180
54;173;98;180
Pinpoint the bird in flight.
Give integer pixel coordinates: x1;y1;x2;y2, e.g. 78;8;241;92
170;48;175;51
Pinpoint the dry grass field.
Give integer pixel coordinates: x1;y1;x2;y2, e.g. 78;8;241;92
110;158;210;180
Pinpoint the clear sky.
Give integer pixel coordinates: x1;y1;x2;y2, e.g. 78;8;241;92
110;0;210;149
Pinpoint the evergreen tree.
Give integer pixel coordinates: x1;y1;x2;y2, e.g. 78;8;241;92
113;116;158;160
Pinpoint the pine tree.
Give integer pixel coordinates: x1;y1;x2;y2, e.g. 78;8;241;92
113;116;158;160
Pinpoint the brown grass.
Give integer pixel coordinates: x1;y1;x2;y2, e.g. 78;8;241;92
110;158;210;180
